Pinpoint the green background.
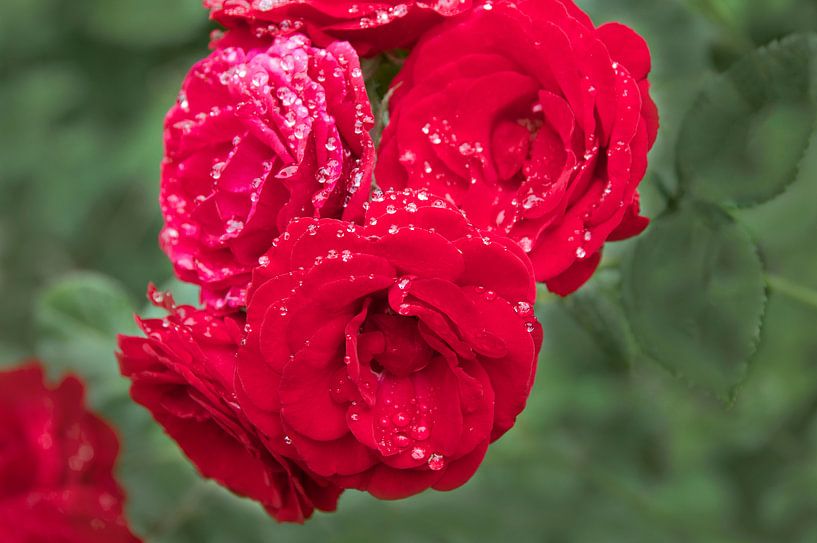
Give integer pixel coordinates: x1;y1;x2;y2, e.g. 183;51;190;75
1;0;817;541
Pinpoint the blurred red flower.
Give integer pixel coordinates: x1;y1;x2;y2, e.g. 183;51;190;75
0;363;140;543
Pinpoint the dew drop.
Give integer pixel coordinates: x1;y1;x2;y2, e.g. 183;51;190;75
211;161;227;180
225;218;244;235
411;424;430;441
427;453;445;471
399;150;417;164
514;301;532;316
393;412;411;427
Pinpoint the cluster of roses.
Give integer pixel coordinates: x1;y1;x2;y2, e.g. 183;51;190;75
118;0;658;523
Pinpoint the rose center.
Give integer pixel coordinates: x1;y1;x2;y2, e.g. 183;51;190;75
364;313;434;378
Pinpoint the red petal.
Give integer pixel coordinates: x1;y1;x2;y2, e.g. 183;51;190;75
432;440;489;492
462;288;538;440
598;22;652;81
289;432;376;478
374;228;464;281
280;356;348;442
456;236;536;303
545;250;602;296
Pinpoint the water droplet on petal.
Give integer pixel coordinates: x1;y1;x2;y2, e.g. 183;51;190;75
514;301;532;316
211;161;227;180
393;412;411;427
411;446;427;460
526;322;536;333
411;424;430;441
428;453;445;471
225;219;244;235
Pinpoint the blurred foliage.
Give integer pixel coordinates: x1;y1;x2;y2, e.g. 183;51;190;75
2;0;817;542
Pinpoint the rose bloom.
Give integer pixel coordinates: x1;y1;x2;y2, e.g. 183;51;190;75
235;188;542;499
0;363;140;543
376;0;659;295
205;0;474;57
117;291;342;523
161;34;374;310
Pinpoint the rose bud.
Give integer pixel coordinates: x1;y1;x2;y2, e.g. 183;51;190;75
205;0;474;57
161;34;374;310
376;0;659;295
0;363;140;542
117;294;342;523
235;188;542;499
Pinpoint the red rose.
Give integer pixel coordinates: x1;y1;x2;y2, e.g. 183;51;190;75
117;293;342;523
205;0;474;57
376;0;659;295
0;363;140;543
161;34;374;310
235;188;542;499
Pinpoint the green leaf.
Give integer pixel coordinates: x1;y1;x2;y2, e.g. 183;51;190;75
36;272;137;338
622;203;767;401
677;34;817;207
34;272;138;405
559;270;639;371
